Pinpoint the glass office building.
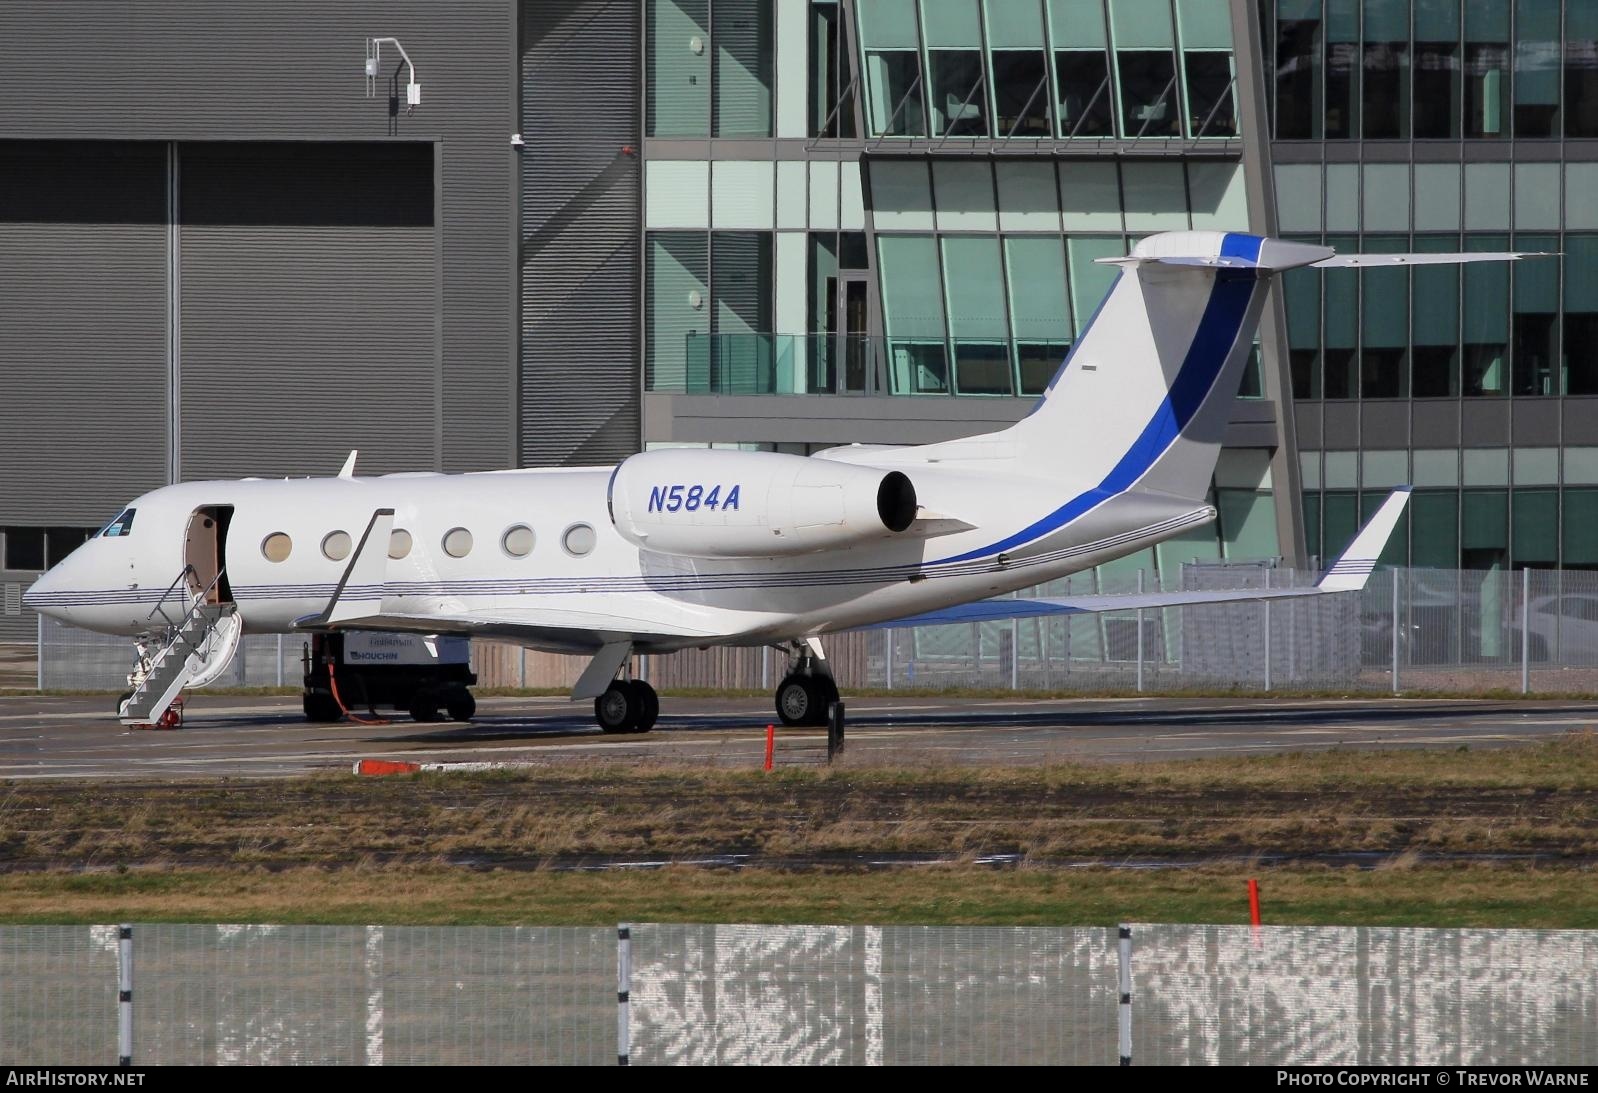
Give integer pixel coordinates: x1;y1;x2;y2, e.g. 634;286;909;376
641;0;1296;578
1266;0;1598;574
641;0;1598;575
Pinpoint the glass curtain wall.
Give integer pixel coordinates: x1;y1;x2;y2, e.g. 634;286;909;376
1178;0;1239;136
986;0;1052;137
647;0;774;137
644;231;774;393
1265;0;1598;139
1413;0;1460;137
1361;0;1409;139
1568;5;1598;137
1284;231;1598;402
1111;0;1182;136
860;0;927;135
1566;236;1598;395
923;0;989;136
855;0;1237;141
809;1;858;138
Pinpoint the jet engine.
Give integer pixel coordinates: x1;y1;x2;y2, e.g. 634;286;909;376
607;449;917;558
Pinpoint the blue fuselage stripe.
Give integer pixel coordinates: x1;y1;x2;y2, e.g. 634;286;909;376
931;269;1260;566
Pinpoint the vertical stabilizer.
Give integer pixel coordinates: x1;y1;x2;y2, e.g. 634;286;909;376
1005;231;1301;505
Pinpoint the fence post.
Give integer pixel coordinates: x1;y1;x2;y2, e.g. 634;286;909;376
117;924;132;1067
1521;566;1531;696
1117;923;1132;1066
761;644;770;690
275;633;284;688
1135;571;1145;694
1009;618;1019;690
1262;569;1271;692
1390;568;1400;695
36;613;44;691
617;923;632;1066
884;628;894;690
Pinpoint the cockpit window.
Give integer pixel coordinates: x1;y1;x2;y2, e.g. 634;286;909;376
100;509;136;538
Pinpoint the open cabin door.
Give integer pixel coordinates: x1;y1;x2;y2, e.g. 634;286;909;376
184;506;234;604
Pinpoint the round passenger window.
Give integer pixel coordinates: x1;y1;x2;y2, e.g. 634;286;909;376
502;525;535;558
388;528;413;560
562;523;596;557
442;527;474;559
321;531;352;562
261;533;293;563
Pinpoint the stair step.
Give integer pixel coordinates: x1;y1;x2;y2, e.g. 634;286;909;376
119;596;237;726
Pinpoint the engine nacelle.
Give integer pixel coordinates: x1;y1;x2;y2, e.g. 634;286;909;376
608;449;917;558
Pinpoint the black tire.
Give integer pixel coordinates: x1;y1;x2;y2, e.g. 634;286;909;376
625;680;659;733
775;675;816;727
302;692;342;723
409;692;442;723
444;688;477;722
117;690;135;717
594;682;637;734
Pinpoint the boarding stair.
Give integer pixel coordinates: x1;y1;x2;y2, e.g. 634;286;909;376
118;566;242;727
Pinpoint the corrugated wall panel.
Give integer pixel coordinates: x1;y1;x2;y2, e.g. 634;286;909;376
0;2;514;476
0;141;168;523
519;0;641;466
178;143;437;480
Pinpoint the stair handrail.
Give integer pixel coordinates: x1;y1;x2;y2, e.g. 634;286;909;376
147;565;228;642
147;564;199;632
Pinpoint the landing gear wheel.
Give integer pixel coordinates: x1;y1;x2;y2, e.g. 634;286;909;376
594;682;638;734
776;675;818;727
624;680;659;733
117;691;134;717
303;692;343;723
776;674;837;727
409;693;443;723
444;688;477;722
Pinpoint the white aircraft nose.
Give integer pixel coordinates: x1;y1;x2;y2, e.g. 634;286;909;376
23;557;77;622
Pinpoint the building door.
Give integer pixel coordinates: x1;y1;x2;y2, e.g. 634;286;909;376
836;273;873;394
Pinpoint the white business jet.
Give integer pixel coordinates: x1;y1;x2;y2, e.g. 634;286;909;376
26;231;1535;732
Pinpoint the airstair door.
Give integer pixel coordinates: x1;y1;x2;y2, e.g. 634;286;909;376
184;506;234;604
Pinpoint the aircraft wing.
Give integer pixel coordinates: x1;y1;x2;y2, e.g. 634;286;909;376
854;489;1410;630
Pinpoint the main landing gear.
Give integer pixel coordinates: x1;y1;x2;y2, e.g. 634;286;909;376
775;641;838;727
594;678;659;734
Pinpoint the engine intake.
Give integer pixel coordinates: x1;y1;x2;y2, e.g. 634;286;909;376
608;449;918;558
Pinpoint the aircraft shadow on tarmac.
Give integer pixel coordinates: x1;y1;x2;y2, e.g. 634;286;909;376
361;699;1598;745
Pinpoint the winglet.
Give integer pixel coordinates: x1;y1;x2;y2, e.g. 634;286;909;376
302;508;394;627
339;449;359;479
1315;488;1411;593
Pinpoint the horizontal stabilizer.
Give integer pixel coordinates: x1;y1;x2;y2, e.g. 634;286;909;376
1096;234;1550;274
1310;251;1553;268
853;490;1411;631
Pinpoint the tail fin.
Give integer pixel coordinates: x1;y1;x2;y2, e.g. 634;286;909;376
1006;232;1321;504
1004;232;1543;509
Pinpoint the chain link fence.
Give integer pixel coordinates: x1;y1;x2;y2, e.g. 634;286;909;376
34;565;1598;696
38;619;307;692
3;923;1595;1066
1132;924;1598;1066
